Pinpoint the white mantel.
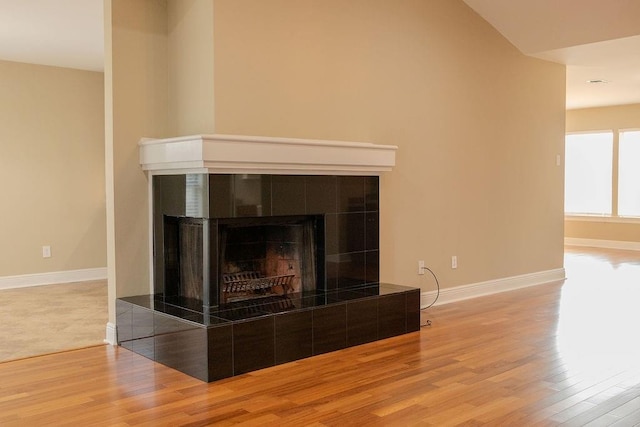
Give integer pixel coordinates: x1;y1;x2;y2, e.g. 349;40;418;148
139;134;397;175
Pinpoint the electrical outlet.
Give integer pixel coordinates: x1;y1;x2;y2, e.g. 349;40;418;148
451;255;457;269
42;245;51;258
418;260;425;275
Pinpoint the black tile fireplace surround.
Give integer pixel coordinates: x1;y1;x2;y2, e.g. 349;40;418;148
117;173;420;382
153;174;383;302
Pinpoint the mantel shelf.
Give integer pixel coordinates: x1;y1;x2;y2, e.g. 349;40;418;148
139;134;397;176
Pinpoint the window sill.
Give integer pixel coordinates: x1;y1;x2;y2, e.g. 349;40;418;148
565;215;640;224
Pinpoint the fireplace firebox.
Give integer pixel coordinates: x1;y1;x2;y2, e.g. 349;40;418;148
163;213;323;308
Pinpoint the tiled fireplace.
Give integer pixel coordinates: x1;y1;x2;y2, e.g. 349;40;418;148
116;135;420;382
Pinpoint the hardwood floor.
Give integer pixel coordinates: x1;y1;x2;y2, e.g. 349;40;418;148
1;246;640;426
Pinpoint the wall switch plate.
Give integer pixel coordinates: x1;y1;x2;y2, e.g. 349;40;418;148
42;245;51;258
451;255;457;269
418;260;425;275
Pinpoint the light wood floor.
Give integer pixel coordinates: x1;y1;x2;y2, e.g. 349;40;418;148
1;246;640;426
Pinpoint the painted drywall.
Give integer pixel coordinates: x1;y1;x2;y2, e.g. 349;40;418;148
167;0;216;135
105;0;566;325
0;60;105;277
212;0;566;291
105;0;169;324
565;103;640;242
565;219;640;242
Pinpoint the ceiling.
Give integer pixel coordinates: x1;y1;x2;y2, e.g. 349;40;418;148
0;0;103;72
463;0;640;110
0;1;638;109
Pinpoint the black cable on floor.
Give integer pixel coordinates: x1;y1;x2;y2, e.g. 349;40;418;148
420;266;439;327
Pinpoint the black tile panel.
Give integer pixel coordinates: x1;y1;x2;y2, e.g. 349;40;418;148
207;324;234;381
124;301;155;358
378;283;418;295
325;214;338;256
365;212;379;251
120;340;134;352
119;294;155;309
346;298;378;346
208;220;220;307
366;251;380;284
313;304;346;355
131;337;155;360
338;176;365;213
325;254;339;290
209;175;233;218
116;299;133;344
358;283;381;296
406;289;421;333
233;174;272;217
337;213;365;254
325;289;368;303
272;175;306;216
315;246;327;292
149;297;207;323
132;305;154;340
365;176;379;212
378;293;407;339
337;252;366;289
233;317;275;375
154;312;208;381
153;175;187;217
305;176;337;214
275;310;313;364
161;217;180;296
153;175;187;297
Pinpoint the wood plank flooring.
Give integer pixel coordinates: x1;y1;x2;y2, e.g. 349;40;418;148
1;246;640;426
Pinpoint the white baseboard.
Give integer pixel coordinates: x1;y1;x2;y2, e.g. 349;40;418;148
0;267;107;291
564;237;640;251
420;267;566;307
104;322;117;345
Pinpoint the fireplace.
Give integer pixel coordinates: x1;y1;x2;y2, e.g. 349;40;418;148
117;134;419;382
163;213;323;307
152;173;380;313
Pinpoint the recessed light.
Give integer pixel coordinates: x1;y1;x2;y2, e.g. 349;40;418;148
587;79;609;84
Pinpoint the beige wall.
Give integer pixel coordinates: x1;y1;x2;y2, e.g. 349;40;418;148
565;104;640;242
105;0;168;324
566;104;640;131
167;0;216;135
212;0;566;289
565;219;640;242
0;60;105;277
105;0;566;325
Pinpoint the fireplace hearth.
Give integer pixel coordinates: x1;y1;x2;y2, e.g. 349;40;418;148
117;134;418;382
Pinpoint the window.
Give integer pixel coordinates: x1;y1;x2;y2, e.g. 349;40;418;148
564;132;613;215
618;131;640;217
